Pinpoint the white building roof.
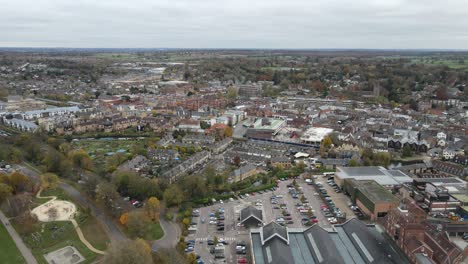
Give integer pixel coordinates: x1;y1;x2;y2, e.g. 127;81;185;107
300;127;333;143
336;166;412;186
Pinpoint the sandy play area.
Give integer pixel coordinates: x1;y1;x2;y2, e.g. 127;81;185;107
32;199;77;222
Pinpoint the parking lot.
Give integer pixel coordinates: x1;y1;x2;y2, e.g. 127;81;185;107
186;175;356;263
314;175;357;220
188;199;252;264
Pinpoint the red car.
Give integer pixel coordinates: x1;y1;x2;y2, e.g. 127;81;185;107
238;258;248;264
312;219;319;223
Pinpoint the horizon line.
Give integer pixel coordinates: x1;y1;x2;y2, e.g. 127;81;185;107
1;47;468;52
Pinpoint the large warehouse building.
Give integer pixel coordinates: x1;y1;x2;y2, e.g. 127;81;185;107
334;166;412;189
250;219;409;264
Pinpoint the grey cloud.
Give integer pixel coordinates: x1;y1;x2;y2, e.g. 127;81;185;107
0;0;467;49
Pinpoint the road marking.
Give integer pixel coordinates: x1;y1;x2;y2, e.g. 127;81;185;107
195;237;237;241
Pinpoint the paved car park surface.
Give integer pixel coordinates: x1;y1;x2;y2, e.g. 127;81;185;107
186;175;361;263
316;175;356;219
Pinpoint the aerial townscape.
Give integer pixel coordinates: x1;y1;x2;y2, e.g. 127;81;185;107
0;48;467;264
1;1;468;264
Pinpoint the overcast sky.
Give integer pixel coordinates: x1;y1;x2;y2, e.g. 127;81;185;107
1;0;467;49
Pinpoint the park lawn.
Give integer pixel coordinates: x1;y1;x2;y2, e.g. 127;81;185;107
0;223;26;264
79;217;110;251
147;221;164;240
120;220;164;241
23;187;109;263
14;221;100;264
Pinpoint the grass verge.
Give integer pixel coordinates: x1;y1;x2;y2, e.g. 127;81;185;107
0;223;26;264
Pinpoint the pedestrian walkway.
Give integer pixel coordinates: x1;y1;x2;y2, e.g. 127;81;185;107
0;210;38;264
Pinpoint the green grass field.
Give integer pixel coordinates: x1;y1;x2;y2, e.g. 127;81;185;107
148;222;164;240
16;221;99;264
411;58;468;69
0;223;26;264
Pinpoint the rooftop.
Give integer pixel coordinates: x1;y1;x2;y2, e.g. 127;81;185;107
251;218;409;264
351;180;399;203
252;118;285;131
336;166;412;186
300;127;334;143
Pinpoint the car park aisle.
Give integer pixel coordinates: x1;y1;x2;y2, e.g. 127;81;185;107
320;176;356;219
298;181;331;228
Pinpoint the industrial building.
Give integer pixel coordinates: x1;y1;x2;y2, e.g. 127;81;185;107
250;219;409;264
334;166;412;188
343;179;399;220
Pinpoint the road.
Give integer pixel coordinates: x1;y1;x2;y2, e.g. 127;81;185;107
15;163;127;242
0;210;38;264
233;120;248;139
152;213;181;251
59;182;127;242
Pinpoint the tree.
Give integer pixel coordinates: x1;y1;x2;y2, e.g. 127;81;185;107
402;145;413;158
200;121;211;129
233;156;241;167
42;149;63;173
9;172;29;193
187;253;197;264
120;212;129;225
82;175;100;198
127;211;151;239
146;197;161;221
0;183;13;203
152;248;189;264
348;158;359;167
96;182;119;208
373;152;391;167
68;149;93;171
320;136;333;158
224;126;233;137
322;136;333;148
4;193;33;217
40;173;59;189
104;239;153;264
226;86;238;101
163;185;184;207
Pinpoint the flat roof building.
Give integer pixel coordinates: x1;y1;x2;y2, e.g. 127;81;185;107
300;127;334;145
246;118;286;139
344;179;399;220
335;166;413;188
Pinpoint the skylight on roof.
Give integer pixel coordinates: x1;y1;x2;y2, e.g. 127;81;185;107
266;246;273;263
352;233;374;262
307;233;324;263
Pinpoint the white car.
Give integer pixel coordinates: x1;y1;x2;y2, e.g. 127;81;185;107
209;220;217;225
